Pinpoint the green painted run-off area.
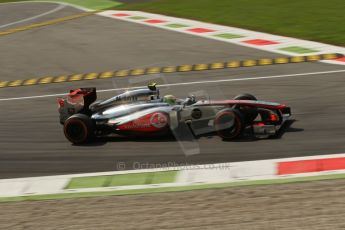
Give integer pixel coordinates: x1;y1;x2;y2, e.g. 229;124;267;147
67;171;178;189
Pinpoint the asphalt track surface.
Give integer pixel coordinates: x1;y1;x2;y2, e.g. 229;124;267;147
1;3;345;178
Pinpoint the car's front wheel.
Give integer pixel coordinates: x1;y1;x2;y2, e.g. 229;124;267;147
214;109;244;140
233;93;258;124
233;93;257;101
63;114;95;144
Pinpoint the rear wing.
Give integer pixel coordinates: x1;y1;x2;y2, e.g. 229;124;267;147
57;88;97;124
67;88;97;108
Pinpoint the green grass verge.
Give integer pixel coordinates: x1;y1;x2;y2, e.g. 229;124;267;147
66;171;177;189
0;0;122;10
2;173;345;203
115;0;345;47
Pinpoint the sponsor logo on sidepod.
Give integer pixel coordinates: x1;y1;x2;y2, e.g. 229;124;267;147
150;112;168;128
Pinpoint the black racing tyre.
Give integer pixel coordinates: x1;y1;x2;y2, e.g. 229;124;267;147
63;114;95;144
233;93;257;101
233;93;258;124
214;109;244;140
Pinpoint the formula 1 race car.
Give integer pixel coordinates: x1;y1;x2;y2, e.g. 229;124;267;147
57;84;291;144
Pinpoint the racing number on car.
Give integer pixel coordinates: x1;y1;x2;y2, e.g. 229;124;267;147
150;112;168;128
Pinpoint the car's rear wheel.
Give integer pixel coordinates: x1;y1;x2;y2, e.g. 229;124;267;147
63;114;94;144
214;109;244;140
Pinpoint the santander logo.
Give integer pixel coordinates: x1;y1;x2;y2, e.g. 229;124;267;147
150;112;168;128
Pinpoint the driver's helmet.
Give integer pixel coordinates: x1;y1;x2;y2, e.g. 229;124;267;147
163;95;177;105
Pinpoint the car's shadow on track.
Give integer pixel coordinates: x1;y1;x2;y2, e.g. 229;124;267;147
275;119;303;137
76;135;177;147
229;119;303;142
76;120;302;146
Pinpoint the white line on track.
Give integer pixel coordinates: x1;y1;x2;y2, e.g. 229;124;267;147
1;69;345;102
0;3;66;29
0;1;90;11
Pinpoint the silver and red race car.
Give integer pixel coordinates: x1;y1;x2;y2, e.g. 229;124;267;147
57;84;291;144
